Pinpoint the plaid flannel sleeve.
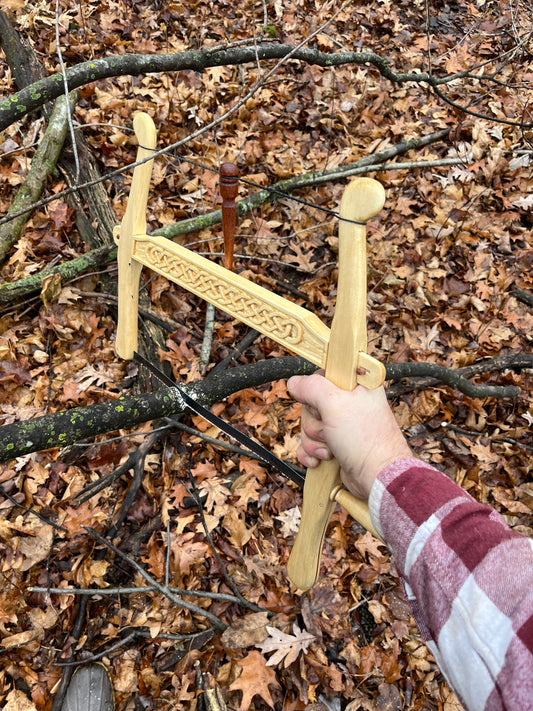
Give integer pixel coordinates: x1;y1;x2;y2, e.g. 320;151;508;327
368;458;533;711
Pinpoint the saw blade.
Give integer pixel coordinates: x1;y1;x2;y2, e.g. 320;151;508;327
133;352;305;488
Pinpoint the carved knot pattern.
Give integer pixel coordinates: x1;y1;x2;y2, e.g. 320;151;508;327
139;243;304;345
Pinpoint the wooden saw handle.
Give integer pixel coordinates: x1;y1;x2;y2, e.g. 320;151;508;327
286;178;386;591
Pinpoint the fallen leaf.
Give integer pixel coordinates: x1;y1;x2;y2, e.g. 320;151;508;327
511;194;533;209
1;629;41;649
274;506;301;537
198;478;232;513
15;526;54;571
40;273;62;309
229;650;280;710
4;689;38;711
221;611;270;648
256;623;315;668
222;507;255;548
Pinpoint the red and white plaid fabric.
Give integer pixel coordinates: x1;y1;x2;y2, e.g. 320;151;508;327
369;458;533;711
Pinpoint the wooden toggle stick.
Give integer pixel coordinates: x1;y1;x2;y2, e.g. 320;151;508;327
220;163;239;271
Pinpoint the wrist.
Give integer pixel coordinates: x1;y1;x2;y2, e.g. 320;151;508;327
343;443;413;501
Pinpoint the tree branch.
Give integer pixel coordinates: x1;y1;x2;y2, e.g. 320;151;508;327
0;355;527;464
0;133;451;232
84;527;227;630
0;92;76;263
0;244;116;306
1;43;530;133
386;355;530;398
0;357;316;462
0;128;450;305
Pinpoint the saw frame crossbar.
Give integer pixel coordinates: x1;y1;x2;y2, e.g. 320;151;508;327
114;112;386;590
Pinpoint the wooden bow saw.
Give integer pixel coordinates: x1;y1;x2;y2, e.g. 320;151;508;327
114;112;386;590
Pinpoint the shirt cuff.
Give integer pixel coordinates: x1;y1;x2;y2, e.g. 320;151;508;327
368;457;423;541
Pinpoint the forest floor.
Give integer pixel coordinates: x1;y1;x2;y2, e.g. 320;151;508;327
0;0;532;709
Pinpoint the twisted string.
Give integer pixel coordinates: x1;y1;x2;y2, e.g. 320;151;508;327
138;143;367;226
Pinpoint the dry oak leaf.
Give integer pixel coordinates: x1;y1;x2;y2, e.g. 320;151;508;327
13;526;54;572
73;363;116;391
222;507;255;548
230;473;263;508
172;532;209;577
355;531;388;560
221;611;270;648
274;506;301;537
4;689;38;711
229;650;280;710
198;478;232;513
256;623;315;668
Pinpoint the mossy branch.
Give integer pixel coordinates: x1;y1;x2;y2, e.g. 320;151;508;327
0;355;526;464
0;129;449;304
0;43;518;133
0;357;316;462
0;92;77;263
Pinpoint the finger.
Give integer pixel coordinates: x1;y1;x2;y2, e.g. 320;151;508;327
287;372;336;411
299;436;332;462
301;406;325;443
295;442;331;469
295;445;320;470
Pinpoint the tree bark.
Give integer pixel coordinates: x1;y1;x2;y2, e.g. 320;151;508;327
0;354;527;464
0;92;76;263
0;43;452;133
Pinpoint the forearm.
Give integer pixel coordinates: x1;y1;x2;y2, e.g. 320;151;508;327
369;459;533;711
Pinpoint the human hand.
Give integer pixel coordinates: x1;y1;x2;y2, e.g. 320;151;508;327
287;373;412;500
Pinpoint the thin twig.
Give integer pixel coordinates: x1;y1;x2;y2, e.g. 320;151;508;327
199;302;216;376
0;569;27;599
0;483;68;532
440;423;533;453
29;585;256;604
207;328;261;375
0;127;451;235
165;518;171;588
185;455;265;613
431;83;530;128
55;631;138;666
164;419;301;471
84;526;228;630
105;430;164;538
54;626;216;666
73;450;139;503
70;289;181;332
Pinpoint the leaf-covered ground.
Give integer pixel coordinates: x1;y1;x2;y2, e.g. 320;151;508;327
0;0;532;709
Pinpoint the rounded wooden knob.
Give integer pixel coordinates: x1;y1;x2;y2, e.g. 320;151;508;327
220;162;240;200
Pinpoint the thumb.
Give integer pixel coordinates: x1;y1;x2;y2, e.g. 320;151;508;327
287;372;339;411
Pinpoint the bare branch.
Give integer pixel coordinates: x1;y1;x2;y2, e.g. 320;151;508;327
1;44;531;133
85;526;228;630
